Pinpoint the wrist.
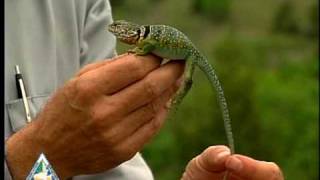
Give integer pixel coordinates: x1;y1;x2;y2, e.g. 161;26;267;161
6;118;73;180
5;120;43;179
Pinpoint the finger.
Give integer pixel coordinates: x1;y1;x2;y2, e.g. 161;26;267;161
181;146;230;180
104;85;179;145
199;146;231;172
115;93;173;154
81;54;162;94
76;54;130;77
111;61;184;115
76;60;109;77
226;155;284;180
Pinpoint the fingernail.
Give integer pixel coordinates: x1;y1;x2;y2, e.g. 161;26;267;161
215;150;230;163
227;157;243;172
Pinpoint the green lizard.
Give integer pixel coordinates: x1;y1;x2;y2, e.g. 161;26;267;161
108;20;235;171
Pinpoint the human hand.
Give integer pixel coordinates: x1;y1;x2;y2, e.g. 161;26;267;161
181;145;284;180
6;54;184;179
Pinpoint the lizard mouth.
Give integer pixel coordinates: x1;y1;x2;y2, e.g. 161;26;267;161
107;20;141;44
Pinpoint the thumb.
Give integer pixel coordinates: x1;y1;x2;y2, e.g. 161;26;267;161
181;145;231;180
225;155;284;180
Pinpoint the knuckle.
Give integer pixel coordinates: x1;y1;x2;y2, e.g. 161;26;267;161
150;119;161;131
144;78;159;98
186;157;198;169
88;101;123;142
103;133;119;146
205;145;222;151
63;78;94;109
90;106;105;123
63;78;78;100
100;78;112;91
116;99;130;112
90;99;119;121
75;78;96;101
145;103;158;118
88;111;105;135
77;78;92;93
127;59;144;77
112;146;134;162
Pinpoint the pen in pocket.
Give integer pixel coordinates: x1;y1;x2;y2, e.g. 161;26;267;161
15;65;32;123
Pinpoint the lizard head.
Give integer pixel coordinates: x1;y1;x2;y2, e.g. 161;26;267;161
108;20;142;45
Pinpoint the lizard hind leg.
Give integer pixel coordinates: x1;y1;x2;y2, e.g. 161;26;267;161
167;59;195;118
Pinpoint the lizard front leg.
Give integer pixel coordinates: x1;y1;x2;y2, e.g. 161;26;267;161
127;47;141;54
129;42;155;55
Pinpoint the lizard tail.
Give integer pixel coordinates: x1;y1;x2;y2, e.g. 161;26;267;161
194;52;235;154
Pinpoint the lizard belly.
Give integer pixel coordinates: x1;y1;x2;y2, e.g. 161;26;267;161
152;46;189;60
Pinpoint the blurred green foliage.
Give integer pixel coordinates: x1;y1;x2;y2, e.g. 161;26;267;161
307;2;319;38
272;1;300;34
110;0;318;179
109;0;126;7
193;0;231;22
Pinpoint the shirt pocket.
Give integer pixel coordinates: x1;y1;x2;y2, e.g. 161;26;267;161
6;95;50;132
